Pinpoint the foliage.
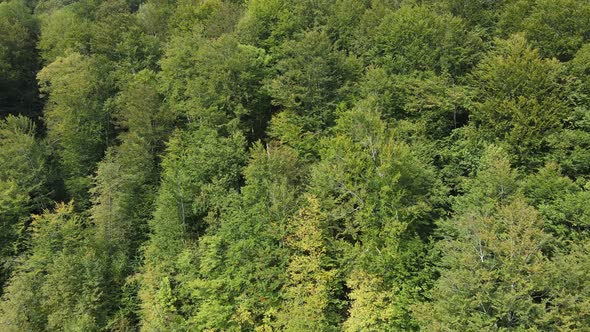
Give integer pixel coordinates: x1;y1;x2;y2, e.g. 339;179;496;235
2;1;590;330
0;0;39;117
0;115;48;292
37;52;112;207
367;5;482;76
470;34;568;168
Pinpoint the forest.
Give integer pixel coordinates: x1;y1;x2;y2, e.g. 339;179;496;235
1;0;590;330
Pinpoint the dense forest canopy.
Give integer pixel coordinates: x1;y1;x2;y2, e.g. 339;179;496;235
1;0;590;330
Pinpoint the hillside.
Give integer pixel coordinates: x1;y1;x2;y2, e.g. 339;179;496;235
0;0;589;330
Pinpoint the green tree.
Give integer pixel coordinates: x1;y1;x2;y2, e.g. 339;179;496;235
171;0;243;39
521;163;590;245
417;198;552;330
266;29;360;132
470;34;568;168
497;0;590;61
237;0;333;50
547;43;590;179
37;7;91;63
187;142;304;331
541;241;590;329
415;147;558;330
275;195;338;331
182;35;270;140
325;0;371;53
38;52;113;207
0;0;39;117
0;203;103;332
433;0;507;31
0;115;48;292
84;70;170;329
367;5;482;76
357;68;471;139
138;126;246;330
135;0;175;42
308;105;442;330
90;1;162;74
159;30;270;140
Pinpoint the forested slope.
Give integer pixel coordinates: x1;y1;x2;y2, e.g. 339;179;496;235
1;0;589;331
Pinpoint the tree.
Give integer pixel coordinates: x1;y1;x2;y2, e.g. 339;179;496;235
0;115;48;292
416;147;556;330
357;67;471;139
521;163;590;245
0;0;39;117
417;198;552;330
138;126;247;330
90;1;162;74
275;195;338;331
367;5;482;76
308;105;442;330
171;0;243;39
237;0;333;50
325;0;371;53
37;8;91;63
266;29;360;132
470;34;568;168
432;0;507;31
546;43;590;179
541;241;590;329
159;30;270;140
58;66;171;332
497;0;590;61
0;203;102;332
38;52;113;207
187;142;304;331
182;35;271;140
